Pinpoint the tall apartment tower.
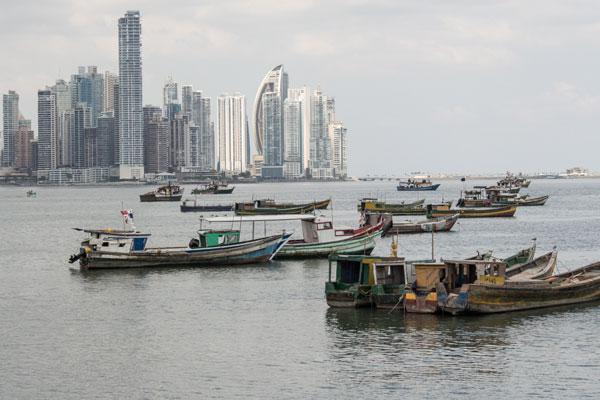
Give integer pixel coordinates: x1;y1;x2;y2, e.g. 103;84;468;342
283;97;303;178
217;93;248;174
309;89;333;179
163;78;178;120
200;97;214;171
118;10;144;179
15;118;34;170
260;92;283;177
37;90;59;170
329;121;347;178
2;90;19;167
103;71;118;113
181;85;193;118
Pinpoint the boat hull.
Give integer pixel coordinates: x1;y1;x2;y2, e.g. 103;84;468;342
428;205;517;218
140;194;183;202
387;214;458;234
275;231;382;259
79;234;289;269
325;283;372;308
180;205;234;212
397;184;440;191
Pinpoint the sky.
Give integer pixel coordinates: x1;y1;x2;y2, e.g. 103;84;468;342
2;0;600;176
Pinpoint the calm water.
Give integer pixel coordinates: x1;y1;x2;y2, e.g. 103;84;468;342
1;179;600;399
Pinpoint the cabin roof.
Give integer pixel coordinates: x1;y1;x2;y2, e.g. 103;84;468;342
204;214;317;223
74;228;151;237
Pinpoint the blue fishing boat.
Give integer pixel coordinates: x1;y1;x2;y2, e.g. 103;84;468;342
397;177;440;191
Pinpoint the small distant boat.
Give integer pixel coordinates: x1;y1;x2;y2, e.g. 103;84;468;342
140;183;183;202
235;198;330;214
26;190;37;198
498;173;531;188
502;240;536;267
180;199;233;213
427;203;517;218
234;201;322;215
384;214;459;235
357;198;427;215
191;182;235;195
397;178;440;191
493;194;549;207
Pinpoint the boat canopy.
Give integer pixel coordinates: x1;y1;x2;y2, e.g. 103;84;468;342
204;214;317;223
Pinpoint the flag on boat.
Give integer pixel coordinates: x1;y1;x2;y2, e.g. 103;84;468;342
121;209;134;224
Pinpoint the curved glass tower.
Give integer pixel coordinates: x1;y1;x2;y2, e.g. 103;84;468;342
252;65;288;156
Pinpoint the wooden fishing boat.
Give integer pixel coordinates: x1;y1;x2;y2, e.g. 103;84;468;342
506;250;557;280
357;198;426;215
325;254;406;308
459;189;493;207
191;182;235;195
69;228;291;269
493;194;549;207
140;183;183;202
502;240;536;267
385;214;459;235
397;181;440;191
439;258;600;314
427;203;517;218
234;203;316;215
249;198;331;210
180;199;234;212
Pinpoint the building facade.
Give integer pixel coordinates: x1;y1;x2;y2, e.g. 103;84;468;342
252;65;288;156
329;121;347;178
261;92;283;178
2;90;19;167
118;10;144;179
37;90;59;170
283;97;303;178
15;118;34;170
217;94;248;174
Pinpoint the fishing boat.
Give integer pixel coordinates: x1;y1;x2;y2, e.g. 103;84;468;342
357;198;427;215
439;257;600;314
427;203;517;218
458;190;492;208
234;203;316;215
325;254;406;308
246;198;331;210
492;193;549;206
506;249;558;280
26;190;37;198
139;183;183;202
191;182;235;195
501;240;536;267
498;173;531;188
384;214;459;235
180;199;234;212
396;178;440;191
204;214;385;258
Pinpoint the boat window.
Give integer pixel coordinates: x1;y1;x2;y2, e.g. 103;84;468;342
118;243;126;248
317;222;332;230
102;242;109;247
335;229;353;236
376;265;405;285
338;261;361;283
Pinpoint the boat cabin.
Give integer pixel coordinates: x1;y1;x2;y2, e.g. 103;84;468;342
414;259;508;293
78;229;151;254
192;230;240;248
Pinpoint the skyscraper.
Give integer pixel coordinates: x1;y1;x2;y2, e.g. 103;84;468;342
288;87;311;174
169;113;191;169
309;89;333;179
253;65;288;156
37;90;58;170
199;97;215;171
97;112;116;167
71;103;91;168
143;106;169;173
181;85;193;118
2;90;19;167
103;71;118;113
50;79;71;166
118;10;144;179
15;118;34;170
328;121;347;178
261;92;283;177
283;97;302;178
163;78;178;120
69;66;104;127
218;93;248;174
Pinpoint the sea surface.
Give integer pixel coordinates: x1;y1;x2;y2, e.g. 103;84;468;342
1;179;599;399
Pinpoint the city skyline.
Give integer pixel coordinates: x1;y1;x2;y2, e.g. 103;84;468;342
2;2;600;174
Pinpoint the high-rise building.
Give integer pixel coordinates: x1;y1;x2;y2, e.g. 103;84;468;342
144;111;169;173
217;93;248;174
200;97;214;171
113;82;120;166
181;85;193;118
15;118;34;170
103;71;118;112
2;90;19;167
261;92;283;178
50;79;71;166
283;97;303;178
287;87;311;174
253;65;288;156
309;89;333;179
163;78;178;120
169;113;191;170
191;91;203;126
118;10;144;179
328;121;347;178
84;127;98;167
97;112;116;167
69;66;104;127
37;90;58;170
72;103;91;168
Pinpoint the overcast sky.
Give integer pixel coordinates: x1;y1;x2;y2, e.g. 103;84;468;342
2;0;600;175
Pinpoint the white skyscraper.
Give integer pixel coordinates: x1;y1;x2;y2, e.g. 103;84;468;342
37;90;58;171
2;90;19;167
50;79;71;166
218;93;248;174
329;121;347;178
181;85;193;117
118;10;144;179
163;78;178;120
287;87;311;174
283;97;303;178
309;89;333;179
